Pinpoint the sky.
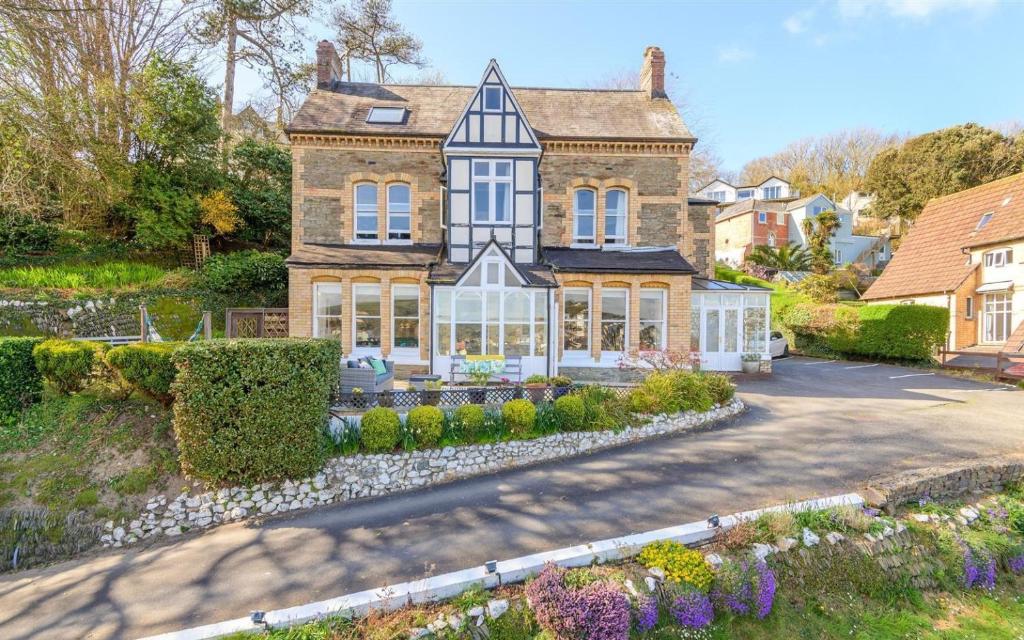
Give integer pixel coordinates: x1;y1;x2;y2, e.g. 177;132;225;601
235;0;1024;174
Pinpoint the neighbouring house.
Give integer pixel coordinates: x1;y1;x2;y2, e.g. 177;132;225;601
224;105;287;145
714;199;790;266
697;176;798;204
863;172;1024;352
283;43;773;376
785;194;891;270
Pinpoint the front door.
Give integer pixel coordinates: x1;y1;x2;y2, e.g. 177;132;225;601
698;295;742;371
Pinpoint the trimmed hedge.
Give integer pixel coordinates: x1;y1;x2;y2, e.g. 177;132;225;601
782;302;948;361
553;395;586;431
454;404;485;440
105;342;180;405
407;405;443;447
170;339;341;484
361;407;401;453
0;337;43;417
32;339;105;394
502;398;536;436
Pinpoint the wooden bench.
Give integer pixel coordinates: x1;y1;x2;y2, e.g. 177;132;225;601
450;355;523;384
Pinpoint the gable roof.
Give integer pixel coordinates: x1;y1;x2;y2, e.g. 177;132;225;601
716;199;788;223
863;172;1024;301
287;83;693;141
442;60;540;152
785;193;834;211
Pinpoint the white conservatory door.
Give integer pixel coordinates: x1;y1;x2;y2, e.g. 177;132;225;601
699;301;742;371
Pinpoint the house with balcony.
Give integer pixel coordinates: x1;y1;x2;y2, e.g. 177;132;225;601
863;172;1024;352
283;43;773;375
697;176;797;204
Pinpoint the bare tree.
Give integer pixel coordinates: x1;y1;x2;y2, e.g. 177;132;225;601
332;0;425;83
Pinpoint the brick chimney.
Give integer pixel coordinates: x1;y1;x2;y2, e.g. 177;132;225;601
316;40;343;89
639;46;666;98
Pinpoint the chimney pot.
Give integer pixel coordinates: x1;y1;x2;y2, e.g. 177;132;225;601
640;46;666;99
316;40;343;89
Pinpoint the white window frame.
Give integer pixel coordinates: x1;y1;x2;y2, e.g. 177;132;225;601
386;183;412;243
352;283;382;353
471;159;512;224
757;211;767;224
604;189;628;244
432;283;547;359
483;86;502;112
639;289;667;351
600;288;629;356
312;283;342;339
354;183;379;243
709;190;727;202
562;287;592;358
737;189;754;200
572;188;597;245
965;296;974;320
763;185;782;199
391;284;419;354
366;107;407;124
776;211;785;225
984;249;1010;268
982;293;1012;343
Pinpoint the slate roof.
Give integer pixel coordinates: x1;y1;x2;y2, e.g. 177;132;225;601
427;260;558;287
716;199;788;222
542;247;697;274
287;83;693;141
286;243;442;269
863;172;1024;301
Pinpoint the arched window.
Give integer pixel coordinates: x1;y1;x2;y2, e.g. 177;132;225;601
354;183;378;241
573;189;596;244
386;183;411;241
605;189;627;244
767;232;776;247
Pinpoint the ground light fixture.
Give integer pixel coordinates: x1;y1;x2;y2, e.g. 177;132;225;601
485;560;498;573
250;611;267;628
707;514;720;529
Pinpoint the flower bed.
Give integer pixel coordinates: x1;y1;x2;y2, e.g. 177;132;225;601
101;399;744;547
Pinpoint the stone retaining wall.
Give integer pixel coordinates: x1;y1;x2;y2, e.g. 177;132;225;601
102;399;745;548
0;295;139;337
863;454;1024;511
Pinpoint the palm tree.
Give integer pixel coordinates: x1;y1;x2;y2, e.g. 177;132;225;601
747;243;812;271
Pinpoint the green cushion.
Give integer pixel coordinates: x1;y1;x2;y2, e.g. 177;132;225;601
368;357;387;375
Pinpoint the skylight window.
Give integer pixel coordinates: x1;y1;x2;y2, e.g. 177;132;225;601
366;107;407;124
976;212;993;231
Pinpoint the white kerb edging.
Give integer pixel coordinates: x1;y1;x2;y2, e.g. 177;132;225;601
139;491;862;640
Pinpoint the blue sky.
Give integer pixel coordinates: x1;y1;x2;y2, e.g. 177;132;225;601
237;0;1023;173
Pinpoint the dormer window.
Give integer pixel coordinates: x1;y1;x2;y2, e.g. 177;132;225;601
976;212;993;231
483;86;502;111
366;107;407;124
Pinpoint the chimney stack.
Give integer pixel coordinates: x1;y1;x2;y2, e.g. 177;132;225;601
316;40;343;89
639;46;666;98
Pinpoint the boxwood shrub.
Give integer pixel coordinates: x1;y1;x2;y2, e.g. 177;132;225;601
501;398;536;436
360;407;401;453
0;337;43;417
105;342;179;405
553;395;587;431
32;338;106;394
453;404;485;440
170;338;341;485
406;405;443;448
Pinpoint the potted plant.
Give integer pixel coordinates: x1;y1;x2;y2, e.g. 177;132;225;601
740;352;761;374
549;374;573;399
350;387;364;408
524;374;549;403
422;379;443;406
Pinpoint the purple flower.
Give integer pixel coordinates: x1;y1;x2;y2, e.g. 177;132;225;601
755;560;777;619
961;544;996;591
862;507;881;518
670;590;714;629
710;559;776;619
1009;554;1024;574
525;564;631;640
633;595;658;632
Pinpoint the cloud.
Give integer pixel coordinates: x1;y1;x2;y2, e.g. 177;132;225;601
783;8;816;34
717;46;754;63
837;0;998;20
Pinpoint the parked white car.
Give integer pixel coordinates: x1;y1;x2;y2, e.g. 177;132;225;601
769;331;789;358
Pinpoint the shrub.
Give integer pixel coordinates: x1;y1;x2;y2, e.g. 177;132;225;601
454;404;485;441
669;589;714;629
638;540;714;592
502;398;536;437
525;564;631;640
629;371;713;415
524;374;548;385
105;342;179;404
199;250;287;295
171;338;341;484
711;559;777;619
406;405;443;448
549;375;573;387
674;372;714;413
575;385;628;431
553;394;587;431
33;339;105;394
0;337;43;417
0;215;59;254
700;372;735;405
360;407;401;453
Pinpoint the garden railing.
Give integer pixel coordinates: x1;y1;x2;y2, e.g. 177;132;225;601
330;383;634;413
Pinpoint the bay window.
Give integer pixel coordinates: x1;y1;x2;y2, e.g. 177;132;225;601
391;285;419;350
353;284;381;349
573;189;596;244
534;291;547;356
640;289;667;350
312;283;342;339
472;160;512;224
563;289;591;353
387;184;411;241
435;289;451;356
600;289;628;352
605;189;627;244
354;183;378;241
455;290;483;355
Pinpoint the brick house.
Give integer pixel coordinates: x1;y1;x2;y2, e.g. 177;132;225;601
714;200;790;266
284;43;772;377
863;172;1024;352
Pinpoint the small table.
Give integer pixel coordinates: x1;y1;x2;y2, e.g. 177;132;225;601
409;374;442;391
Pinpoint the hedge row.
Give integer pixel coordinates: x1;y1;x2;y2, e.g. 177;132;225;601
781;303;948;361
0;337;43;417
170;339;342;485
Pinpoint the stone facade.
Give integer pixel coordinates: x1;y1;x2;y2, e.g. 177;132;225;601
0;296;141;338
104;399;745;547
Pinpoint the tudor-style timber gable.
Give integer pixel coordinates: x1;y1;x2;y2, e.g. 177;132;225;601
443;60;541;266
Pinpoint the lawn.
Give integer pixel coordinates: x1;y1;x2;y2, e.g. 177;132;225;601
0;261;168;290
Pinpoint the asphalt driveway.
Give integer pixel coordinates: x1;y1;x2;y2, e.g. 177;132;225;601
2;357;1022;639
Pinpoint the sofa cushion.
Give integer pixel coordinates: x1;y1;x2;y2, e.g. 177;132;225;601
346;360;360;369
367;356;387;375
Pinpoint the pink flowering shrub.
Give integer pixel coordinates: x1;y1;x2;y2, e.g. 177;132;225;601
525;563;631;640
